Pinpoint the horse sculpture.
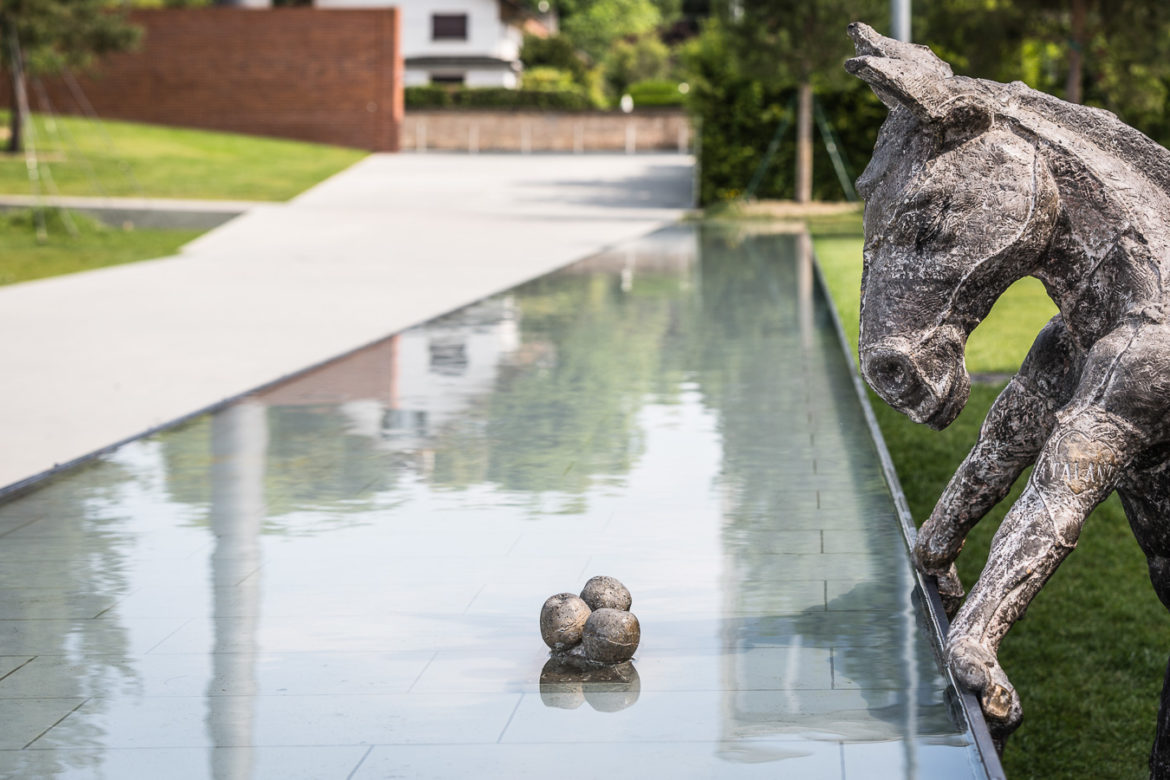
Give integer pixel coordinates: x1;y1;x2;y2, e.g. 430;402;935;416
846;22;1170;769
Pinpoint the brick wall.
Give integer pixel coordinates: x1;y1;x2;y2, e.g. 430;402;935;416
18;9;403;152
402;110;691;153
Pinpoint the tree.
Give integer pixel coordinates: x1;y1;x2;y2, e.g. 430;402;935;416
0;0;140;153
917;0;1170;109
561;0;663;62
521;32;589;84
602;34;671;97
716;0;883;202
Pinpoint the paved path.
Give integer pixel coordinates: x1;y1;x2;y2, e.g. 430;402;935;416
0;153;693;490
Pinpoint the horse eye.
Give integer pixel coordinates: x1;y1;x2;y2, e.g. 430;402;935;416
892;210;922;239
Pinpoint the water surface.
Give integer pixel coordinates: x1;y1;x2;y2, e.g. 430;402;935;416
0;225;989;778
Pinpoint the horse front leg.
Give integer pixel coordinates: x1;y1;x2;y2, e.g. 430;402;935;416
945;408;1139;741
916;378;1056;616
916;317;1082;617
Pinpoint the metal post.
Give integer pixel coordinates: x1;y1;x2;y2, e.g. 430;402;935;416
891;0;911;42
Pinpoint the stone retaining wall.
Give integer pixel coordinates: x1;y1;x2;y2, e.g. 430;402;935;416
403;110;691;153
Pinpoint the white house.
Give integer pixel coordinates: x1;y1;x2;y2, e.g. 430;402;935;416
314;0;553;88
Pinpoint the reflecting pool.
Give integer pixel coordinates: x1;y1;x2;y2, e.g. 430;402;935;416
0;225;993;778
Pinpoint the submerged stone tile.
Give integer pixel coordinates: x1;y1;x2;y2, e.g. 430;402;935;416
4;746;369;780
0;698;86;750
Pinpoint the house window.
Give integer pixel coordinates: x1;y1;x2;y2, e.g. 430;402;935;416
432;14;468;41
431;73;466;86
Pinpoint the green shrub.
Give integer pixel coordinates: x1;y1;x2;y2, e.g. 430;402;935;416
520;33;588;84
521;66;578;92
404;86;453;109
602;35;671;97
458;87;593;110
405;86;594;111
628;79;686;108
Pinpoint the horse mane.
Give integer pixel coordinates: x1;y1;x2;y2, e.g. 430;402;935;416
1001;81;1170;197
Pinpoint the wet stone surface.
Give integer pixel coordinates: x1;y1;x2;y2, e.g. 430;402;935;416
0;225;990;779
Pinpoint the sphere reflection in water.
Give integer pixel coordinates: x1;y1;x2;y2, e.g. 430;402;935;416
539;658;641;712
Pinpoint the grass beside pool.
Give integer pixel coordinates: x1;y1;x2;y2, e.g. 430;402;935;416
0;113;366;202
810;212;1168;779
0;115;366;285
0;210;201;286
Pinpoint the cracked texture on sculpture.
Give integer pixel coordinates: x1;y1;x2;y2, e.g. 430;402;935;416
846;21;1170;773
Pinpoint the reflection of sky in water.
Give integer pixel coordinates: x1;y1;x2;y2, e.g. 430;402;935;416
0;225;992;779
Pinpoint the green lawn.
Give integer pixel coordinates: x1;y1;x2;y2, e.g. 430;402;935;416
0;210;201;286
0;112;366;201
811;212;1168;779
0;115;367;285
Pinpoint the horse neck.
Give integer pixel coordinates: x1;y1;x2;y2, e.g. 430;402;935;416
1030;142;1170;345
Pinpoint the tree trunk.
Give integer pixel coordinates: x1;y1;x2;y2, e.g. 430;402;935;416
795;81;813;203
7;69;22;154
4;25;24;154
1065;0;1087;104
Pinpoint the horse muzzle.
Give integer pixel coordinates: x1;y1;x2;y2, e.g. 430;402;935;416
861;336;970;430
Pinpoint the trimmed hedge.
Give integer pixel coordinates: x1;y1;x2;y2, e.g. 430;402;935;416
405;86;594;111
628;80;686;108
689;78;886;205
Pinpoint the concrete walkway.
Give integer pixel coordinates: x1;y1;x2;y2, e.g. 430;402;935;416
0;153;693;490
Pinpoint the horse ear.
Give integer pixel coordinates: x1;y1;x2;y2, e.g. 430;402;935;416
846;22;952;78
845;23;984;129
845;55;953;123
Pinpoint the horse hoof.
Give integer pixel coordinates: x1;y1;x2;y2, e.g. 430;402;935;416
982;682;1022;738
946;637;1022;734
982;681;1014;721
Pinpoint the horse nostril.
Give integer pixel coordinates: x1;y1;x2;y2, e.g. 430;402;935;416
863;350;922;405
871;356;909;391
876;360;906;389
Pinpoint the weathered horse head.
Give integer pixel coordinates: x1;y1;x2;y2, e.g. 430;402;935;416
846;23;1060;429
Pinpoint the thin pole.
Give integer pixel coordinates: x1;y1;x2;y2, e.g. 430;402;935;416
891;0;911;42
25;114;78;238
62;68;145;197
795;83;813;203
32;76;108;198
743;95;795;201
813;97;858;202
6;27;47;242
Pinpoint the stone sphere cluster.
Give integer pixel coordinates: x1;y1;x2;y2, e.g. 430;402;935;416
539;576;640;666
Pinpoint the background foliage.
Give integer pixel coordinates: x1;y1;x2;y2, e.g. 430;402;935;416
684;19;886;203
405;85;594;111
687;0;1170;204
